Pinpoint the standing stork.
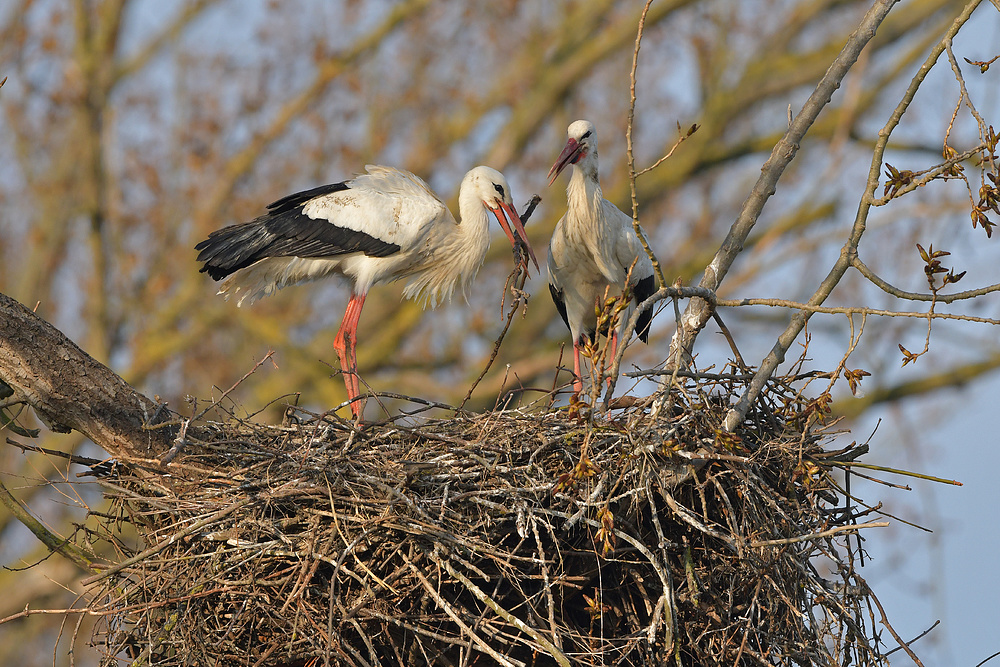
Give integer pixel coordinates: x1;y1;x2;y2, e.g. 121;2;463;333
546;120;657;395
195;165;538;419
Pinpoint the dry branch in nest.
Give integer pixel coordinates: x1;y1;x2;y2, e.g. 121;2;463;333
65;367;898;667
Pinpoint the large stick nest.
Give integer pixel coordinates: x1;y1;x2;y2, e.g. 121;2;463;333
81;372;887;667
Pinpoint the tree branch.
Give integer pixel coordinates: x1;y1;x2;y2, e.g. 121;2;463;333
667;0;902;381
852;255;1000;302
722;0;984;432
626;0;667;289
0;475;98;572
0;292;176;459
833;352;1000;419
716;297;1000;325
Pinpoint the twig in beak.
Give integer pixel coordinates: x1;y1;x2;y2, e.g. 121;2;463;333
460;195;542;411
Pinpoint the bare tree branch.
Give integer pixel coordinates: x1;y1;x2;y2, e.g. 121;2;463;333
0;476;97;572
667;0;902;392
717;297;1000;325
0;292;175;459
852;255;1000;302
720;0;984;432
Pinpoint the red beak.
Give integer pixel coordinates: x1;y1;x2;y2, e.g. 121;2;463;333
546;137;586;186
491;200;539;273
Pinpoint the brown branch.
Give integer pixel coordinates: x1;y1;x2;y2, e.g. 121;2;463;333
0;292;176;458
0;475;98;572
669;0;902;384
626;0;667;290
716;296;1000;325
851;255;1000;302
0;606;92;626
79;497;253;587
869;585;926;667
722;0;984;432
749;521;889;548
433;553;572;667
401;552;521;667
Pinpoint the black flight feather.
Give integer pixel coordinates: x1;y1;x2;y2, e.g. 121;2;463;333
549;283;571;333
195;182;400;281
632;274;656;343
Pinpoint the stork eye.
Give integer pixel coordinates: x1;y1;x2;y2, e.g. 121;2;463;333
493;183;505;197
580;130;592;140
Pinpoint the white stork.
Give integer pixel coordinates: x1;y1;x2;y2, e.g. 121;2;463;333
546;120;657;395
195;165;538;420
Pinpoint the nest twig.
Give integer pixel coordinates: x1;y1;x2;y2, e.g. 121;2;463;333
74;369;894;667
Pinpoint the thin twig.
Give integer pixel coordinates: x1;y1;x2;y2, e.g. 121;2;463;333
434;552;572;667
459;195;541;410
852;255;1000;303
402;552;522;667
626;0;666;289
869;585;926;667
718;295;1000;323
975;650;1000;667
883;620;939;657
750;521;889;547
0;476;97;572
79;498;254;586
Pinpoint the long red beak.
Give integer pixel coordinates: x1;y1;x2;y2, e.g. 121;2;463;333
546;138;585;186
491;200;539;272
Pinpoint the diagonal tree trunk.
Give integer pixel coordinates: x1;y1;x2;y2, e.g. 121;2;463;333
0;291;174;459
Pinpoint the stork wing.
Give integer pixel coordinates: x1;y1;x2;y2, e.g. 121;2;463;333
301;166;449;248
196;166;448;280
614;220;657;343
613;219;655;283
546;241;571;333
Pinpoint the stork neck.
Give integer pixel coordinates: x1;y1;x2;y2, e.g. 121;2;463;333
567;160;603;215
401;190;491;307
448;189;492;271
456;192;492;247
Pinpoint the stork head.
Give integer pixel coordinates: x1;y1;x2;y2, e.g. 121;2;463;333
464;166;539;271
547;119;598;186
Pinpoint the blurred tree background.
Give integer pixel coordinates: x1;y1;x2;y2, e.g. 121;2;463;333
1;0;998;665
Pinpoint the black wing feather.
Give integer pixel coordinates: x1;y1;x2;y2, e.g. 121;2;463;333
632;274;656;343
549;283;570;333
195;183;400;281
266;182;349;215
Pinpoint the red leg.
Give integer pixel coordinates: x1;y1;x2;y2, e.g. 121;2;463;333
605;331;619;388
572;340;584;395
333;292;367;419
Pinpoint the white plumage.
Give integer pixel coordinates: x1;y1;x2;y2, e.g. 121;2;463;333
547;120;657;395
196;165;537;419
